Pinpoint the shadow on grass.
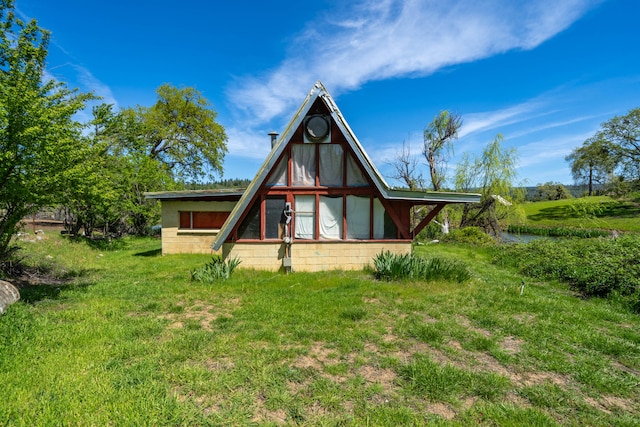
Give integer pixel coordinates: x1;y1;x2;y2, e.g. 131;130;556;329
9;263;97;305
17;280;94;304
529;201;640;222
64;236;128;251
134;248;162;257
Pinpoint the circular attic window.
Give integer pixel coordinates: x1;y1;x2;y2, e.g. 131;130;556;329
304;115;330;141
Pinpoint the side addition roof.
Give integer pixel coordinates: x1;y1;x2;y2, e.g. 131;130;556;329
212;81;480;250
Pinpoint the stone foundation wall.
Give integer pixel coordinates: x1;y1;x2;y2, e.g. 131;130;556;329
222;241;411;272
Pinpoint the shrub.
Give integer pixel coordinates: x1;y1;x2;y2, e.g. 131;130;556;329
506;225;610;238
372;251;471;283
441;226;496;246
191;256;241;283
492;235;640;312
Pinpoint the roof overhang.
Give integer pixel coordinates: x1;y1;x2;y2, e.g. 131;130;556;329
144;190;245;201
385;189;481;205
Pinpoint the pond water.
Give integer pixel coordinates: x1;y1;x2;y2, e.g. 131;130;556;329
499;232;559;243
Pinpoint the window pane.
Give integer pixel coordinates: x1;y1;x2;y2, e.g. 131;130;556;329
192;212;230;229
237;202;260;239
292;144;316;186
319;144;343;186
294;195;315;239
346;153;368;186
346;195;370;239
179;211;191;229
373;199;397;239
265;197;286;239
319;196;343;239
267;154;288;186
384;211;397;239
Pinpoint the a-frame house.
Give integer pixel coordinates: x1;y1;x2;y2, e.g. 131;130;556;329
199;81;479;271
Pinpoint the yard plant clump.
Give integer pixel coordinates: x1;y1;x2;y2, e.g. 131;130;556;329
372;250;471;283
190;256;241;282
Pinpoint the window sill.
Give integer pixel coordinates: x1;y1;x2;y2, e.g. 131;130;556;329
177;229;220;235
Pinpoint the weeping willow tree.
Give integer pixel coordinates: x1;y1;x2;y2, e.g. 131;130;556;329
455;134;524;235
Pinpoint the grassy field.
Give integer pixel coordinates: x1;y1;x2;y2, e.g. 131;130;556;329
1;234;639;425
519;195;640;233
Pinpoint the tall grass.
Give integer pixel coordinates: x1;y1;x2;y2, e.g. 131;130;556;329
372;250;471;283
507;224;611;238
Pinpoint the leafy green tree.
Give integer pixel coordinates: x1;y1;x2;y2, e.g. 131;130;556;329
600;107;640;181
535;181;573;201
141;84;228;182
61;104;174;237
565;134;617;196
0;1;92;258
455;134;523;234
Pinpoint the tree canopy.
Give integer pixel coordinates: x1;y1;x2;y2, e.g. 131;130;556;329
455;134;522;234
422;111;462;192
567;108;640;194
0;1;92;258
565;134;617;196
0;0;230;261
142;84;228;182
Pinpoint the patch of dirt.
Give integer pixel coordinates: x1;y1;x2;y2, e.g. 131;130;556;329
427;402;456;420
521;371;569;387
204;357;235;372
512;313;537;325
582;394;635;415
501;336;524;354
382;326;397;343
455;315;493;337
158;299;238;331
358;365;397;392
611;360;640;377
172;387;221;416
252;395;288;424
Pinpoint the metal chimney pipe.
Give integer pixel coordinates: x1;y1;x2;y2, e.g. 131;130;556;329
268;132;279;148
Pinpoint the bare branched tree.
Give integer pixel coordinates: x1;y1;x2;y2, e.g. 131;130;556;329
388;140;424;191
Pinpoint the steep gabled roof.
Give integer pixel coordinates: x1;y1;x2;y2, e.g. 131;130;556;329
212;81;480;250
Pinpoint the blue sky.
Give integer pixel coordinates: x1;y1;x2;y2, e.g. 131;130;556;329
16;0;640;187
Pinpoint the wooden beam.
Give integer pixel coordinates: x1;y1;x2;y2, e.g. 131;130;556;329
413;204;445;236
377;198;411;240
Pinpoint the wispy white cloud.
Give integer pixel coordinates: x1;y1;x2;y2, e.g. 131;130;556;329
225;127;274;160
227;0;600;129
16;6;118;108
459;101;546;138
71;65;118;107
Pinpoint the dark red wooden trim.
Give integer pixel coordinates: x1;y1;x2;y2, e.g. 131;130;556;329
413;204;445;236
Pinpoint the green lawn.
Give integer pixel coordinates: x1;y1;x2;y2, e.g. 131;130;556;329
520;196;640;232
1;234;639;425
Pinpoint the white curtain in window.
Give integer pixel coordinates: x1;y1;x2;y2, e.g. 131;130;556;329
346;153;368;186
292;144;316;186
319;196;343;239
294;195;315;239
266;154;288;186
346;195;370;239
319;144;343;186
373;198;385;239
